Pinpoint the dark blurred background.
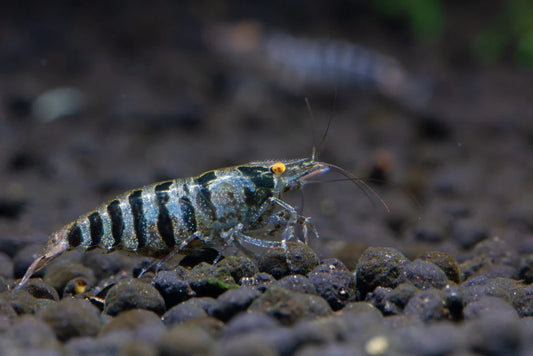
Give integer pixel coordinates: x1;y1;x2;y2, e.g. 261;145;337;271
1;1;532;267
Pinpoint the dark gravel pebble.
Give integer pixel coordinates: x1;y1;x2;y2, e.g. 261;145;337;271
43;259;96;292
313;258;350;272
403;289;445;321
104;278;166;316
341;301;383;317
158;324;215;356
38;298;102;341
418;250;461;283
185;262;239;297
366;283;417;315
401;259;449;289
249;285;332;325
258;242;320;279
307;265;356;310
8;315;60;349
296;343;364;356
162;300;208;326
119;341;158;356
222;311;280;338
8;289;55;315
152;270;194;308
216;255;258;283
220;326;299;356
355;247;409;298
100;309;165;343
465;310;523;355
394;322;464;355
512;284;533;317
18;278;59;301
460;236;520;281
460;276;518;304
216;334;278;356
209;286;261;321
463;295;518;320
65;335;123;356
276;274;317;295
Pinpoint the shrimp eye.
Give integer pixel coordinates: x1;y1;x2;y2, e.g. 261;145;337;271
270;162;286;174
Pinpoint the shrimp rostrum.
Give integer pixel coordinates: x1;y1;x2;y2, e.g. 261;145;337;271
16;157;351;289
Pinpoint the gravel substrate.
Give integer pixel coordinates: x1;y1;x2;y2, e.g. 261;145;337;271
1;239;533;355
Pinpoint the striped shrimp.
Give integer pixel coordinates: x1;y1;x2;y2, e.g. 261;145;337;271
16;154;361;289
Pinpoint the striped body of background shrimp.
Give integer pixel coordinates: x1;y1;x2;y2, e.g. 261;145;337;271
16;158;330;288
206;21;433;110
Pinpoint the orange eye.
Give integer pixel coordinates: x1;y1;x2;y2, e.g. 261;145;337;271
271;162;286;174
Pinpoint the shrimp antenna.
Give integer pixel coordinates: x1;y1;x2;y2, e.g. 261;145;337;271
306;90;337;161
323;162;390;213
305;97;318;161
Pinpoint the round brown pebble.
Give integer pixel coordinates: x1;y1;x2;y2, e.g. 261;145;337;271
249;285;332;325
258;242;320;279
104;278;166;316
39;298;102;341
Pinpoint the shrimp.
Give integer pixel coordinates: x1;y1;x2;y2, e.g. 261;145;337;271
16;156;350;289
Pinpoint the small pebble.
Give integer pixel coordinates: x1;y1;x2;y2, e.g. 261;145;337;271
222;311;280;338
463;296;518;320
185;262;239;297
100;309;165;343
104;278;166;316
158;324;214;356
403;289;445;321
418;250;461;283
307;266;356;310
9;315;60;349
44;260;95;291
297;343;364;356
209;287;261;321
342;302;383;318
355;247;409;298
18;278;59;301
276;274;317;295
401;259;449;289
258;242;320;279
9;289;55;315
162;301;208;326
38;298;102;341
216;255;258;283
217;334;278;356
152;270;194;308
511;284;533;317
249;285;332;325
465;310;523;355
394;322;463;355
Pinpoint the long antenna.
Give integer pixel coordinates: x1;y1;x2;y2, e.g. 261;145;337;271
304;97;318;161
